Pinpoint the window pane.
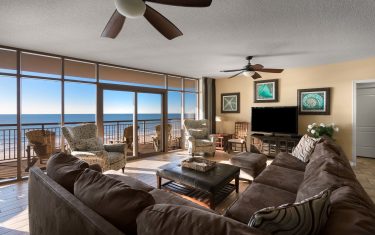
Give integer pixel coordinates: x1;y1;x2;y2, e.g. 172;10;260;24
21;52;61;79
21;78;61;175
184;93;197;120
168;91;182;149
184;79;198;92
64;82;96;123
64;59;96;82
0;76;17;180
99;65;165;88
168;76;182;90
0;48;16;74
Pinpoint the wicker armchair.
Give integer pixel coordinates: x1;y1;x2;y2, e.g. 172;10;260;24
25;130;57;164
62;123;127;172
152;124;181;152
183;119;216;157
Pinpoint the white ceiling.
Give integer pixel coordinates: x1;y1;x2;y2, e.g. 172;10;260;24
1;0;375;78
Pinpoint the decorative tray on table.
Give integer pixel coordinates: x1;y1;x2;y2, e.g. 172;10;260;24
181;157;216;172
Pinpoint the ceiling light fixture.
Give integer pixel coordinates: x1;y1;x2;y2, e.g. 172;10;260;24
115;0;146;19
243;71;255;77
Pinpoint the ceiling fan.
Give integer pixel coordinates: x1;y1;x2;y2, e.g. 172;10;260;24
221;56;284;79
101;0;212;40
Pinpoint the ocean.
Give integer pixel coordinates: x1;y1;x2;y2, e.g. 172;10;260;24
0;113;186;125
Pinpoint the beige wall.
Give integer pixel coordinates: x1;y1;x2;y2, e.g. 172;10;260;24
215;57;375;159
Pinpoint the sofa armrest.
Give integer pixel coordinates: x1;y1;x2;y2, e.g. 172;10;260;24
104;143;126;153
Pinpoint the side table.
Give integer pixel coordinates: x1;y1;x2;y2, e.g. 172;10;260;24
213;133;233;152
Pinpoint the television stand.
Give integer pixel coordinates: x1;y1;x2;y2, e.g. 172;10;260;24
251;134;302;157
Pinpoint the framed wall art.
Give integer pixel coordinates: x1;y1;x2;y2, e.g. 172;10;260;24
221;92;240;113
297;87;331;115
254;79;279;103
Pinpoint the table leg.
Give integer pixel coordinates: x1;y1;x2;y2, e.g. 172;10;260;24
235;175;239;193
157;175;162;189
209;193;215;210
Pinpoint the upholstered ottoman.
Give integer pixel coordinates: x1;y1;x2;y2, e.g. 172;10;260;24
230;152;267;181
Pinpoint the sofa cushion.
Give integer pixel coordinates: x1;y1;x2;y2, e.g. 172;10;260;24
249;188;331;235
104;171;154;192
149;189;214;213
321;186;375;235
46;152;90;193
225;182;296;224
136;204;269;235
271;152;307;172
292;134;320;162
254;165;304;193
297;144;358;201
74;169;155;235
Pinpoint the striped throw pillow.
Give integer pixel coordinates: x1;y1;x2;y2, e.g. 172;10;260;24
292;134;320;162
248;188;331;235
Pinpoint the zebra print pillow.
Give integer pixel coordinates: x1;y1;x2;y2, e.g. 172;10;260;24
248;188;331;235
292;134;320;162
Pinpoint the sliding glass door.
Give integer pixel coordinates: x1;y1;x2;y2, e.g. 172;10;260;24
99;85;166;158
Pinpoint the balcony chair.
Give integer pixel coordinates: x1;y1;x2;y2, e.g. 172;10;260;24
25;130;58;171
152;124;181;152
228;122;249;152
183;119;216;157
62;123;127;173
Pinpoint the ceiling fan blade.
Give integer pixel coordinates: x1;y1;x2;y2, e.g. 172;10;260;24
228;71;243;79
252;72;262;80
257;68;284;73
144;5;183;40
145;0;212;7
101;10;126;39
250;64;264;71
221;69;244;73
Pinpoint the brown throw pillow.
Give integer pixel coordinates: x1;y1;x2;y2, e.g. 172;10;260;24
74;169;155;235
249;188;331;235
46;152;90;193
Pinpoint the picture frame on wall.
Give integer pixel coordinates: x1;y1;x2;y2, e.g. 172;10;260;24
297;87;331;115
254;79;279;103
221;92;240;113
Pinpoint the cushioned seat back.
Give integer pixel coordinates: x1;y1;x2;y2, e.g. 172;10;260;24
184;119;209;139
62;123;98;151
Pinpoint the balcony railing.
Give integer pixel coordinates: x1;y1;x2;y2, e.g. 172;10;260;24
0;118;182;162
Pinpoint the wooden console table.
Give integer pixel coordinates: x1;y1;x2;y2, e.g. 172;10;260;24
251;134;301;157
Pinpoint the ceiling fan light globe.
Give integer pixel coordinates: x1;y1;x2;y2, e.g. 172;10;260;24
115;0;146;19
243;71;255;77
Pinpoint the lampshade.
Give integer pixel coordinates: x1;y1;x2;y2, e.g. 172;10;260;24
115;0;146;19
243;71;255;77
215;116;222;122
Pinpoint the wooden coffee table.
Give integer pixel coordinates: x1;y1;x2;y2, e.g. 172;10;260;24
156;161;240;209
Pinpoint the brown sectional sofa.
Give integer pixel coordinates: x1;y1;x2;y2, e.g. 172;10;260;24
226;140;375;234
29;139;375;235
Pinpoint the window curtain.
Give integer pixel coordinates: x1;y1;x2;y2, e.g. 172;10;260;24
203;77;216;134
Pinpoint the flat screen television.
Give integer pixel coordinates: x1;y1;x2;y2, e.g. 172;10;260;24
251;106;298;134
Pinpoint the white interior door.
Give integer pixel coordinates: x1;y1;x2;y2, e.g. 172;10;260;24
356;83;375;158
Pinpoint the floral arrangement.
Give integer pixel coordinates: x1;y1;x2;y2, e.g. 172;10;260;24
307;123;339;138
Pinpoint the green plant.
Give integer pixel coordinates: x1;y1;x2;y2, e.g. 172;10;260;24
307;123;339;138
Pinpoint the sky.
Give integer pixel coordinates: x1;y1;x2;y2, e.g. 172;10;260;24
0;70;196;115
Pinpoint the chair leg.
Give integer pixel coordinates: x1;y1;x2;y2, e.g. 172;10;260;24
122;167;125;174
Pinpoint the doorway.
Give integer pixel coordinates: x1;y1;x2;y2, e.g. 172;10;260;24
353;80;375;164
98;84;167;158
